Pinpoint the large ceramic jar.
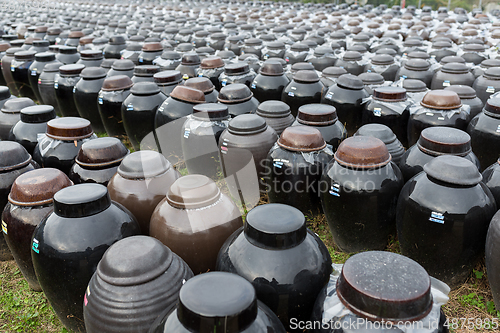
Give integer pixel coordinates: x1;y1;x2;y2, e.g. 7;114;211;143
28;52;60;103
122;81;167;151
1;47;23;95
83;236;194;333
473;68;500;105
0;86;16;110
31;183;141;333
106;59;135;78
217;83;259;117
207;33;227;51
33;117;97;175
261;41;286;60
153;70;182;97
284;42;309;65
216;203;332;332
256;100;294;137
431;63;475;90
445;85;483;119
38;62;63;116
2;168;71;291
103;35;127;59
120;41;142;66
218;62;256;88
396;155;497;288
131;65;161;84
400;126;480;182
320;67;348;88
322;74;369;136
150;175;243;274
108;150;180;235
282;70;325;118
184;77;218;103
69;137;129;186
250;60;290;103
0;97;35;140
74;67;107;133
219;114;278;209
354;124;405;166
152;272;286;333
56;46;80;64
154;51;182;71
307;46;338;72
98;75;133;139
364;54;400;82
358;72;385;96
395;59;433;88
334;51;365;76
429;41;456;62
138;42;163;65
77;50;104;68
408;90;470;147
0;42;11;86
196;56;225;91
460;44;487;65
487;211;500;312
181;103;229;179
403;78;429;105
11;50;36;99
54;63;85;117
321;136;404;253
473;59;500;78
175;53;201;80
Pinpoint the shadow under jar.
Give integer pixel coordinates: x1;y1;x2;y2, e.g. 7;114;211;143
396;155;497;288
0;97;35;140
2;168;72;291
11;50;36;99
54;63;85;117
74;67;107;133
320;136;404;253
281;70;325;118
250;60;290;103
28;52;60;103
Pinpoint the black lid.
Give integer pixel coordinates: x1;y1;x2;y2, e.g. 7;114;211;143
53;184;111;218
297;103;338;126
1;97;35;113
484;98;500;118
259;60;284;76
358;72;384;85
218;84;253;104
291;62;315;72
109;35;126;45
484;68;500;80
34;52;56;62
192;103;229;121
75;137;129;168
177;272;258;332
336;74;364;90
440;56;466;65
256;100;291;118
444;85;476;99
217;50;236;59
343;50;362;61
407;51;430;60
20;105;56;123
441;62;469;74
404;58;431;71
80;67;107;79
180;53;201;66
153;70;182;84
224;62;250;75
14;50;36;60
59;64;85;75
5;47;22;57
376;48;398;56
228;114;267;135
293;70;320;83
58;45;78;54
266;41;285;49
111;59;135;71
347;44;367;54
161;51;181;60
371;54;395;66
481;59;500;69
101;59;116;69
417;126;472;157
0;141;32;171
117;150;173;179
354;123;398;145
290;42;309;52
424;155;482;186
322;66;348;78
130;81;161;96
133;65;160;77
403;79;427;92
80;49;103;60
0;86;11;100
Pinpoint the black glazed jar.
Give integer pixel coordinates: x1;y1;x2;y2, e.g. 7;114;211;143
31;183;141;333
184;77;218;103
28;52;60;103
153;51;181;71
103;35;127;59
77;50;104;68
138;42;164;65
106;59;135;78
281;70;325;118
218;62;256;88
364;54;400;82
472;68;500;105
196;56;225;91
38;62;63;116
153;70;182;97
131;65;161;84
54;63;85;117
444;85;483;119
487;210;500;312
175;53;201;80
1;47;23;96
396;155;497;288
482;158;500;207
320;67;348;88
334;51;366;76
11;50;37;99
250;60;290;103
0;97;36;140
217;83;259;117
98;75;133;139
56;46;81;65
320;136;404;253
354;124;405;166
74;67;107;133
256;100;294;137
0;86;16;110
395;59;434;88
431;62;475;90
217;203;332;332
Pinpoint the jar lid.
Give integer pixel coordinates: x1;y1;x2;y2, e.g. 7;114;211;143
343;50;362;61
244;203;306;249
417;126;472;157
420;90;462;110
46;117;94;140
0;86;9;100
180;53;201;66
293;70;320;83
217;50;236;59
68;31;84;38
404;58;431;71
80;49;103;60
34;52;56;62
371;54;394;66
267;41;285;49
432;40;452;49
444;85;476;99
14;50;36;60
166;175;221;209
322;66;347;78
224;62;250;75
8;168;72;206
80;67;107;79
424;155;482;186
177;272;258;332
97;236;174;286
218;83;253;104
484;68;500;80
5;47;22;57
170;85;205;103
402;79;427;92
184;77;215;94
79;36;94;45
297;103;338;125
130;81;161;96
142;42;163;52
58;45;78;54
228;114;267;135
0;42;10;52
75;137;129;168
256;100;291;118
42;62;63;73
336;251;432;322
192;103;229;121
347;44;367;54
111;59;135;71
440;56;465;65
373;87;407;102
53;183;111;218
101;75;133;91
336;74;364;90
291;62;315;72
259;60;284;76
20;105;56;123
278;126;326;152
1;97;35;114
481;59;500;69
441;62;469;74
404;39;423;47
354;123;398;145
463;43;485;52
376;48;398;56
334;136;391;169
407;51;430;60
117;150;173;179
359;72;384;85
59;63;85;75
0;141;32;171
154;70;182;84
133;65;160;77
291;42;309;52
200;56;224;69
484;98;500;118
161;51;181;60
109;35;126;45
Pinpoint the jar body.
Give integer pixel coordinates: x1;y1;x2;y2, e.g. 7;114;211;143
395;67;434;88
219;71;256;88
467;113;500;171
0;111;20;140
431;71;475;90
28;59;60;103
221;97;260;118
251;74;290;103
364;63;400;82
334;59;364;76
486;211;500;312
2;55;19;95
281;81;325;117
12;58;36;98
363;100;411;147
98;89;131;139
261;113;295;137
462;97;483;119
74;78;106;133
55;53;80;65
483;163;500;207
196;67;224;91
309;56;337;72
103;44;126;59
39;72;61;116
473;76;500;105
54;74;81;117
8;121;52;155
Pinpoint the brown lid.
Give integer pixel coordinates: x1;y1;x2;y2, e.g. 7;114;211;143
484;98;500;117
200;56;224;69
334;136;391;169
46;117;94;140
68;31;84;38
259;60;284;76
101;75;133;91
35;26;48;33
184;77;214;94
0;42;10;52
297;103;338;126
79;36;94;45
277;126;326;152
142;42;163;52
181;53;201;66
170;85;206;103
75;137;129;168
8;168;72;206
167;174;222;209
420;90;462;110
373;87;407;102
59;64;86;75
80;49;103;60
224;62;250;75
154;70;182;84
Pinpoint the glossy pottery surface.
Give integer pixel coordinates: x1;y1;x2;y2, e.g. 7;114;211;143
74;67;107;133
98;75;133;139
54;64;85;117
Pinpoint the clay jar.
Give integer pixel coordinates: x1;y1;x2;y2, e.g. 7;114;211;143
32;117;97;175
321;136;404;253
74;67;107;133
122;81;167;151
98;75;133;139
308;46;338;72
0;97;35;140
8;105;56;155
11;50;36;99
175;53;201;80
334;51;365;76
106;59;135;78
2;168;71;291
407;90;470;147
354;124;406;166
396;155;497;288
364;54;400;82
69;137;129;186
131;65;161;84
395;59;434;88
138;42;163;65
217;83;259;117
83;236;194;333
322;74;369;136
196;56;225;91
54;63;85;117
444;85;482;118
487;210;500;312
28;52;60;103
154;51;182;71
320;67;348;88
284;42;309;65
56;46;81;64
219;114;278;209
0;86;16;110
31;184;141;333
0;42;11;86
184;77;218;103
77;50;104;68
431;62;475;90
256;100;294;137
282;70;325;118
153;70;182;97
473;68;500;105
107;150;180;235
38;62;63;116
403;78;429;104
150;175;242;274
1;47;23;95
219;62;256;88
216;203;332;332
181;103;229;179
250;60;290;103
400;126;480;182
103;35;127;59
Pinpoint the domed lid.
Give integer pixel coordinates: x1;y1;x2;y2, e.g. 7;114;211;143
407;51;430;60
184;77;215;94
404;58;430;71
359;72;384;85
46;117;94;140
371;54;395;65
402;79;427;92
337;251;432;322
111;59;135;71
200;56;224;69
101;75;133;91
0;141;32;171
42;62;63;73
290;42;309;51
322;66;347;78
117;150;173;179
142;42;163;52
131;81;162;96
297;103;338;125
161;51;181;60
256;100;291;118
166;175;221;209
80;67;106;79
336;74;364;90
354;123;398;145
484;68;500;80
267;41;285;49
293;70;320;83
1;97;35;113
192;103;229;121
53;183;111;218
68;31;84;39
224;62;250;75
373;87;407;102
278;126;326;152
343;50;362;61
218;84;253;104
180;53;201;66
217;50;236;59
291;62;315;72
20;105;56;123
444;85;476;99
170;85;205;103
432;40;452;49
244;203;306;249
97;236;175;286
8;168;72;206
424;155;482;186
441;62;469;74
80;49;103;59
259;60;284;76
59;63;85;75
417;126;471;157
484;98;500;118
420;90;461;110
58;45;78;54
154;70;182;84
34;52;56;62
177;272;258;332
0;42;10;52
5;47;22;57
347;44;367;54
463;43;485;52
133;65;160;76
109;35;126;45
376;48;398;56
481;59;500;69
228;114;267;135
0;86;9;100
440;56;465;65
75;137;129;168
335;136;391;169
13;50;36;60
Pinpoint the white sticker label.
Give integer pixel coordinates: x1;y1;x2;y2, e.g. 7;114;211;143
325;92;333;100
54;82;58;89
429;211;444;224
31;70;37;76
126;104;134;111
496;125;500;133
329;183;340;197
487;86;495;93
373;108;382;117
442;80;450;87
184;129;190;138
288;91;294;97
98;97;103;104
32;238;39;253
426;112;434;116
2;220;7;234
